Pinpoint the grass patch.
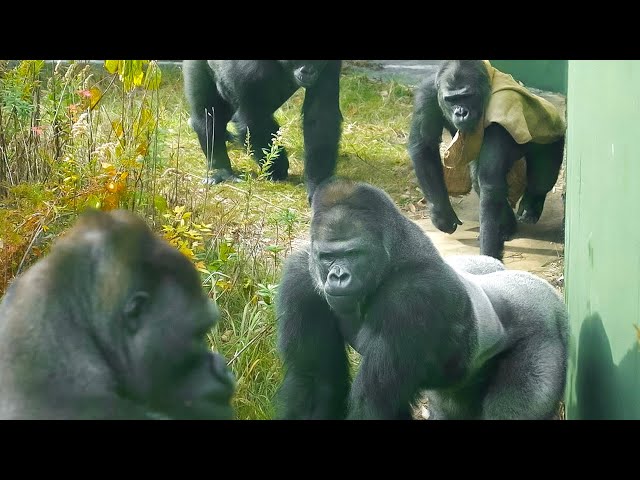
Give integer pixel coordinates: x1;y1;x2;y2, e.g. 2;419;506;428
0;60;423;419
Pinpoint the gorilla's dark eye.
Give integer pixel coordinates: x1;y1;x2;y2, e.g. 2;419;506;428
317;252;335;263
123;292;150;334
444;93;471;104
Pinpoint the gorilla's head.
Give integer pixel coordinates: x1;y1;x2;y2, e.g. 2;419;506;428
0;209;236;419
279;60;329;88
436;60;491;133
308;178;398;313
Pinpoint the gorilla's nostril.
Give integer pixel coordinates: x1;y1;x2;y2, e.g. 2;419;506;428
328;267;350;286
455;107;469;119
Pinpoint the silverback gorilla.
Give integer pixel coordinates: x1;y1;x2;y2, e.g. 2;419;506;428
183;60;343;199
276;178;568;420
0;210;235;419
408;60;566;260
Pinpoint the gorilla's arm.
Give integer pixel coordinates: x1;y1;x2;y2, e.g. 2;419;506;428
301;60;343;200
347;272;472;420
408;77;462;234
276;249;350;419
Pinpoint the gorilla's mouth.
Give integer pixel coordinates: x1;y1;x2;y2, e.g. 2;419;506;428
452;115;479;133
324;282;365;297
325;289;358;298
208;353;236;400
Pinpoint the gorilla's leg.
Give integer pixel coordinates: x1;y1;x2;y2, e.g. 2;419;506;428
481;333;567;420
300;60;343;201
183;61;236;185
476;124;526;259
226;114;248;147
517;138;565;224
239;112;290;181
276;250;350;419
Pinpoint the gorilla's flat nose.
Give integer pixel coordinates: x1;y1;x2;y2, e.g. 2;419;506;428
328;265;351;289
454;106;469;120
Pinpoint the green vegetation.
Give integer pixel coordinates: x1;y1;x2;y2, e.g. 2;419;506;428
0;60;421;419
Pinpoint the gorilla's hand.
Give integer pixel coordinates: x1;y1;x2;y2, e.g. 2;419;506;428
430;203;463;234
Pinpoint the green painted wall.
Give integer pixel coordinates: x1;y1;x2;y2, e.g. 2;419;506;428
490;60;567;95
564;60;640;419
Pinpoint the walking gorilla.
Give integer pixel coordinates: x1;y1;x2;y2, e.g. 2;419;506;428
0;209;236;420
183;60;343;200
408;60;566;260
276;178;568;420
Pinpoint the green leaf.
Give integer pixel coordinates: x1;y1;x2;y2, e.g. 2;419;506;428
143;61;162;90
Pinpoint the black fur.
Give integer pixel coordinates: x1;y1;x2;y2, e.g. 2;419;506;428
276;177;569;419
0;210;236;419
183;60;343;200
408;60;565;259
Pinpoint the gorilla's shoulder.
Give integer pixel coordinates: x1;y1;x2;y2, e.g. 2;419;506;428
473;269;565;312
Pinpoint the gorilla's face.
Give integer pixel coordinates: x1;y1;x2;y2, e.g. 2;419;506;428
62;210;238;420
310;205;387;312
120;239;236;420
280;60;328;88
436;60;490;133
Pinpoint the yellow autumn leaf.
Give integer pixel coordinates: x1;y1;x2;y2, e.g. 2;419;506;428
89;87;102;109
104;60;121;75
134;107;154;137
136;142;149;156
110;120;123;138
247;358;261;376
178;245;195;258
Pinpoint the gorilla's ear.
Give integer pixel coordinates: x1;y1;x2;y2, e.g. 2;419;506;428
123;291;150;335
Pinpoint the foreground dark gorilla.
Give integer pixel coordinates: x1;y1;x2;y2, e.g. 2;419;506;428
183;60;342;198
0;210;235;420
276;178;568;420
408;60;566;259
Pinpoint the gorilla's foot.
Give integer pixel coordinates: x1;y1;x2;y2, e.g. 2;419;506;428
202;169;241;185
266;167;289;182
516;208;542;224
516;195;545;224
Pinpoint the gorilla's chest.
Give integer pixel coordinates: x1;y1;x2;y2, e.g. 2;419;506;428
329;300;368;353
